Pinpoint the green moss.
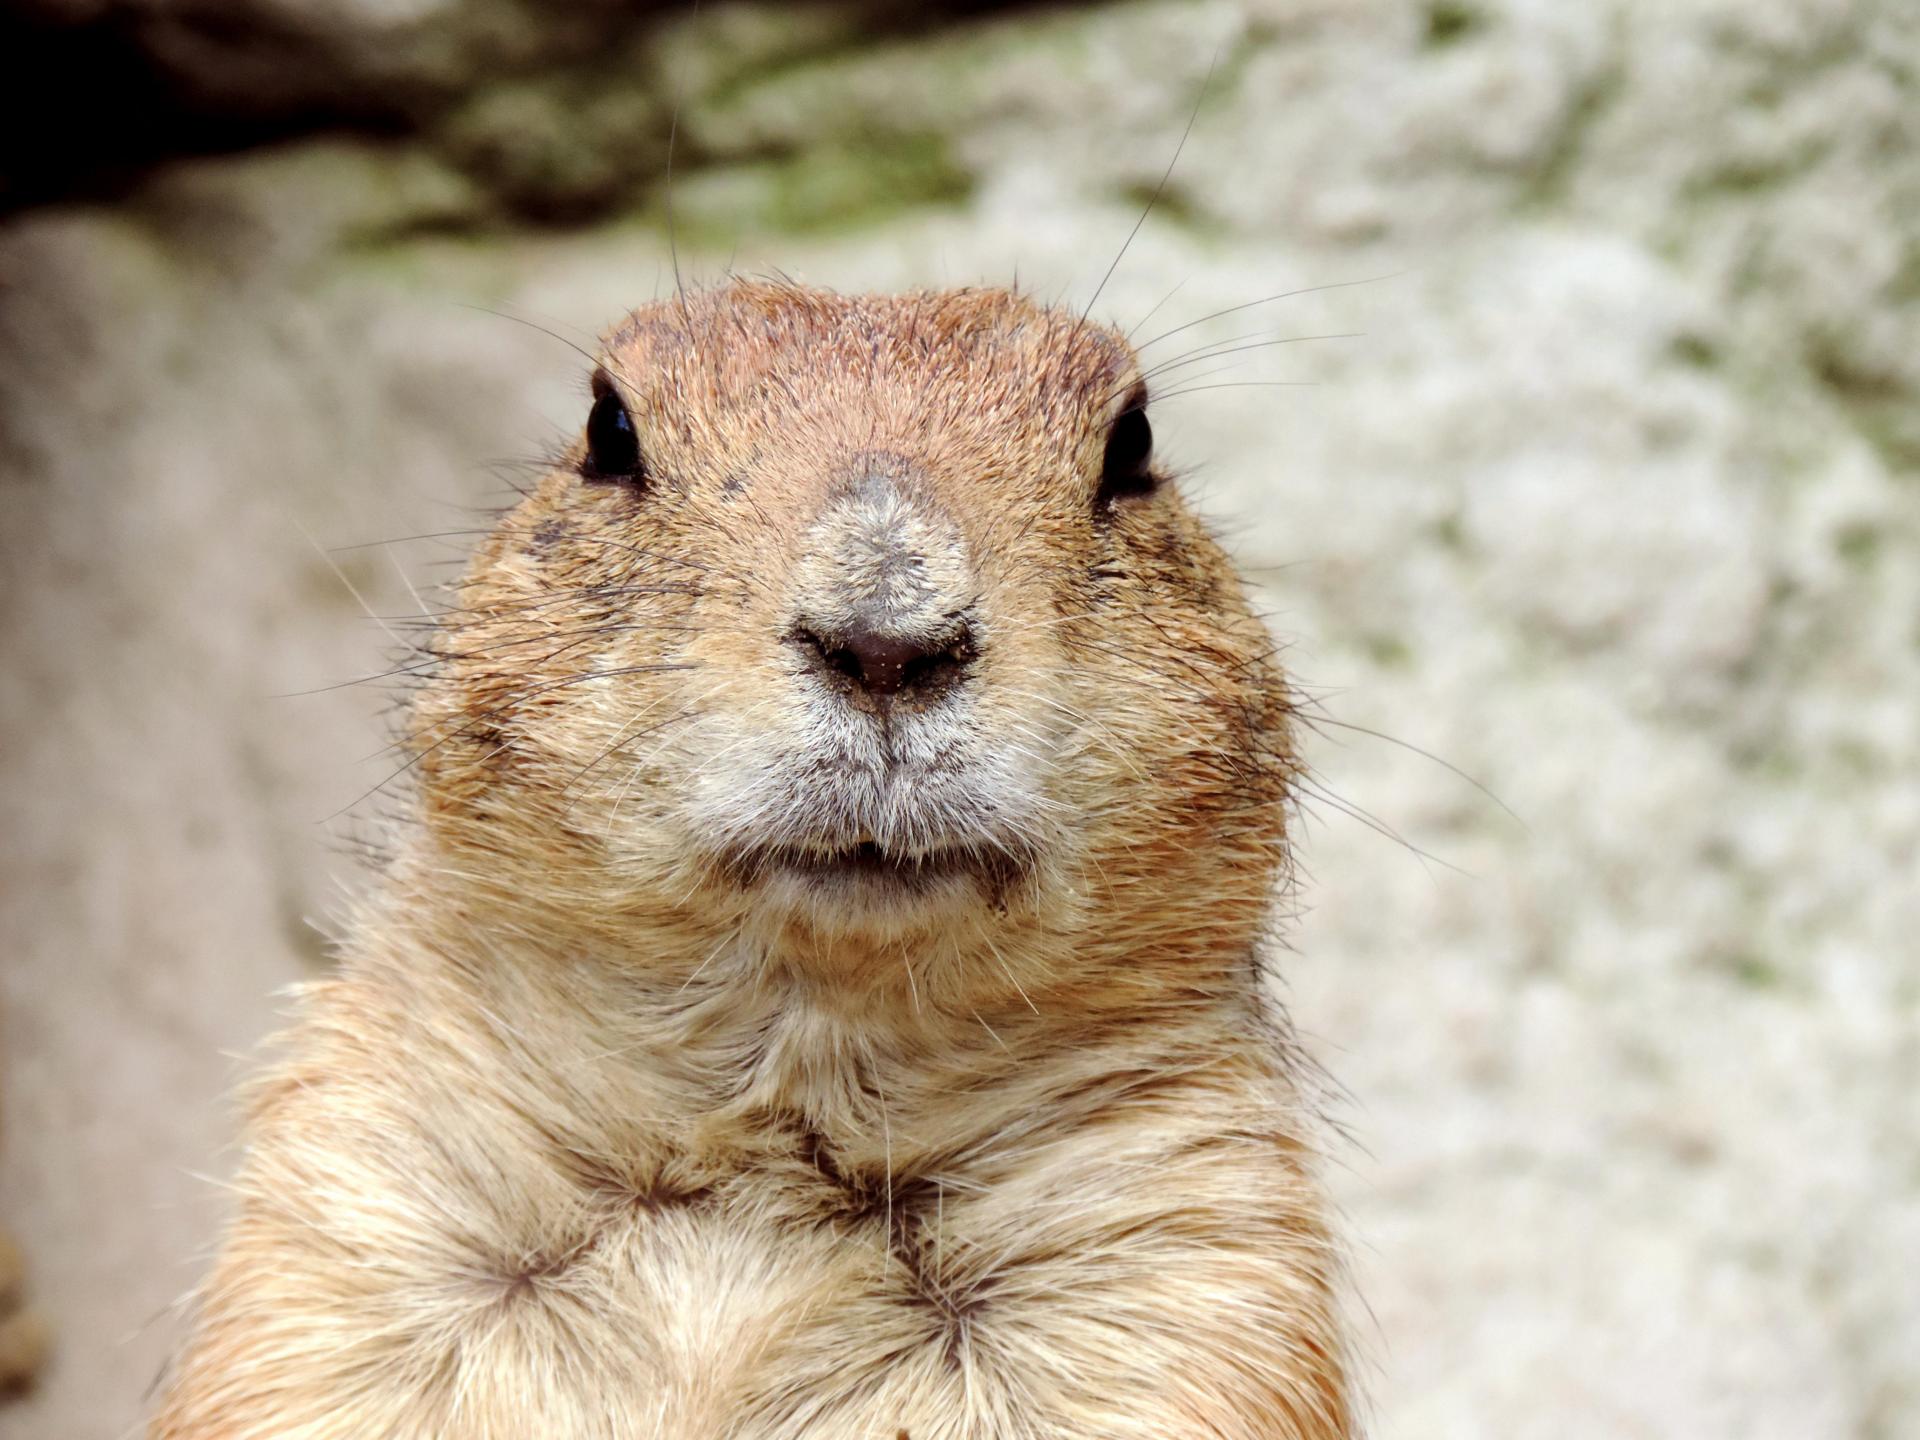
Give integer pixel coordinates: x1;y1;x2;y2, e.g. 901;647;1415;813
688;3;887;112
1117;179;1214;235
1430;511;1471;552
1723;952;1783;989
1360;631;1414;668
335;228;518;303
1682;152;1819;202
1890;242;1920;304
1752;747;1802;782
1852;409;1920;477
1517;43;1624;211
1668;333;1721;369
436;73;670;222
1832;736;1881;778
1810;345;1920;477
1423;2;1483;49
665;129;973;242
1833;521;1883;569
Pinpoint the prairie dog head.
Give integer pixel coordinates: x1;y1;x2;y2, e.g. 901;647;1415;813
413;281;1296;995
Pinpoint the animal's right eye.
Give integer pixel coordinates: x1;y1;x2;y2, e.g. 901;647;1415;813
583;389;645;482
1096;405;1156;508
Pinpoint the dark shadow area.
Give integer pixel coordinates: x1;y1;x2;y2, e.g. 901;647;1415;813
0;0;1077;217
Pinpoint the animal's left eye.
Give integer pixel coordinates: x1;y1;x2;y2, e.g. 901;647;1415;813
583;388;645;482
1096;404;1156;507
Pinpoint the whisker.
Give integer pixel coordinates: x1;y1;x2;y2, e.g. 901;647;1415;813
454;303;602;371
1082;52;1217;322
1135;272;1403;352
1294;707;1526;832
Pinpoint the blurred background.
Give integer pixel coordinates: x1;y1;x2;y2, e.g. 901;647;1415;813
1;1;1916;1436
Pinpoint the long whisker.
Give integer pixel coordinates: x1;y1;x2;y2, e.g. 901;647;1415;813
1294;707;1526;831
1135;272;1403;352
455;303;602;371
290;514;433;662
1082;52;1217;322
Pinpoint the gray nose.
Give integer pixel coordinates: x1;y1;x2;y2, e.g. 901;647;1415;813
791;614;976;707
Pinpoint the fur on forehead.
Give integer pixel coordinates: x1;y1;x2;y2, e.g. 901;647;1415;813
601;281;1140;444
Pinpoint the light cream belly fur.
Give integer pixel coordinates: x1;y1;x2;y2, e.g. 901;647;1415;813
486;1137;1329;1438
154;951;1341;1440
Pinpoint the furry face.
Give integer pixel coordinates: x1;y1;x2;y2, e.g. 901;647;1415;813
414;281;1294;979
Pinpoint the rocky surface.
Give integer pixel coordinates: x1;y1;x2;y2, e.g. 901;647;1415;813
1;1;1915;1436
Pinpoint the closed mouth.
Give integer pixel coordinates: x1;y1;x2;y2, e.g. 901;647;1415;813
722;838;1027;896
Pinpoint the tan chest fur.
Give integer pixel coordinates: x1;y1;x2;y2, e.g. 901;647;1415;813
157;931;1341;1439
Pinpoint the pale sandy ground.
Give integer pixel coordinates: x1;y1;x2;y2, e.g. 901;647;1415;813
2;2;1917;1437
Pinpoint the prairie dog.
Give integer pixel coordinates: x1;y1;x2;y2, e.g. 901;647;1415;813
151;282;1354;1439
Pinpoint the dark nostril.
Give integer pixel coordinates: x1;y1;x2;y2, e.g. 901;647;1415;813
792;619;976;704
837;627;936;698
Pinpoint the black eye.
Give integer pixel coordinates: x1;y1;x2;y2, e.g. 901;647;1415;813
1097;406;1155;506
583;389;644;482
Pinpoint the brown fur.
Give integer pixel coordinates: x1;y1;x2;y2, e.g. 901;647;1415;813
151;282;1353;1439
